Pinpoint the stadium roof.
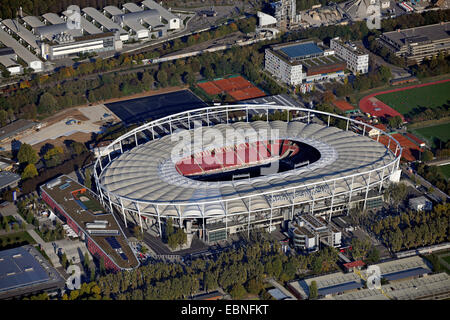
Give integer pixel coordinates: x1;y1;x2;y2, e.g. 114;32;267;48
99;119;395;217
278;41;324;59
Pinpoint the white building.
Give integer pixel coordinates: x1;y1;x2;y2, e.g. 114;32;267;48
330;37;369;74
265;40;347;86
409;196;433;211
288;214;341;251
257;11;278;27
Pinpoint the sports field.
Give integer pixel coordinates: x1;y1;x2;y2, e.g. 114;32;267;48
412;122;450;147
438;164;450;180
376;81;450;115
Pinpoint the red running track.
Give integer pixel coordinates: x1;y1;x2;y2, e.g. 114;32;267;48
359;79;450;122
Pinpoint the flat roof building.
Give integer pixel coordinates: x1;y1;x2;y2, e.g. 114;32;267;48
142;0;181;30
0;119;37;142
82;7;129;42
0;47;22;75
40;175;140;271
330;37;369;74
265;40;346;86
0;27;43;71
0;245;65;299
378;22;450;64
0;171;20;190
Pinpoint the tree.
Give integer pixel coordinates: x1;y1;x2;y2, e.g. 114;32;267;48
17;143;38;165
230;283;247;300
309;281;318;299
421;150;433;162
388;115;403;129
84;168;92;189
21;163;38;180
38;92;58;114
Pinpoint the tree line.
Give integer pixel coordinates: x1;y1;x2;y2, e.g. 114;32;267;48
33;231;342;300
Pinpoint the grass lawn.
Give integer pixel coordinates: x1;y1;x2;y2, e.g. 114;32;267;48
376;81;450;115
412;122;450;147
0;231;36;249
437;164;450;180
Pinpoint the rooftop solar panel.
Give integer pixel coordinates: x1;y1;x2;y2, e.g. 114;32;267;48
120;253;128;260
105;237;121;249
279;42;323;59
318;281;364;296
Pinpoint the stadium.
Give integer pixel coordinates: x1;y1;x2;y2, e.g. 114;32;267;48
93;105;402;243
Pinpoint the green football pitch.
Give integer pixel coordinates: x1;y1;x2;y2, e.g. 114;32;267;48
376;81;450;115
412;122;450;147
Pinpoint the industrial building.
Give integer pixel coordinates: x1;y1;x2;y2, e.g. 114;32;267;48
265;40;347;85
0;1;183;66
0;26;43;71
40;32;121;60
377;22;450;64
287;214;341;251
288;256;435;300
0;245;65;300
0;171;20;191
330;37;369;74
40;176;140;271
0;47;23;74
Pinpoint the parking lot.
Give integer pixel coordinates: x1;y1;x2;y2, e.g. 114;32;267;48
0;105;118;152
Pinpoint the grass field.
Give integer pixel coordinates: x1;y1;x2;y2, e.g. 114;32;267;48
412;122;450;147
438;164;450;180
376;81;450;115
0;231;36;250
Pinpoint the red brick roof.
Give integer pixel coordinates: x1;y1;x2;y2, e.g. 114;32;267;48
406;133;425;146
344;260;366;269
372;123;387;132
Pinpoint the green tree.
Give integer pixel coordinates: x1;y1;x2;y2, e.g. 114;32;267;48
309;281;318;299
17;143;38;165
388;115;403;129
230;283;247;300
38;92;58;114
21;163;38;180
421;150;433;162
84;168;92;189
